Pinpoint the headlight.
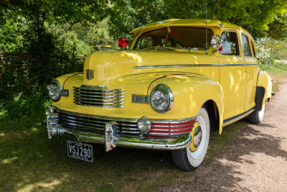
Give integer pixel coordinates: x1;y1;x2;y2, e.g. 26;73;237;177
150;84;173;113
47;80;62;102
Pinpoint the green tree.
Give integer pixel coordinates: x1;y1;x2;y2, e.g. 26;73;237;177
108;0;287;40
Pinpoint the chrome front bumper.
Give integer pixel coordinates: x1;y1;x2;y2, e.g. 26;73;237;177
44;106;193;151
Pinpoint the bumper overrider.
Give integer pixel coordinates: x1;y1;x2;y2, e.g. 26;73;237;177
44;105;196;152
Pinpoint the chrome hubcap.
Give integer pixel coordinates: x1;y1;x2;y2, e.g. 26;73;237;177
193;126;202;150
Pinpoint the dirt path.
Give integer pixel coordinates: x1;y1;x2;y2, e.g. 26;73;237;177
159;79;287;192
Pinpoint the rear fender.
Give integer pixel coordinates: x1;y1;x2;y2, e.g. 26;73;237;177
256;71;272;110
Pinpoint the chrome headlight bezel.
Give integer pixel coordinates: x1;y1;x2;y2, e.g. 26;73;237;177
150;84;174;113
47;79;62;102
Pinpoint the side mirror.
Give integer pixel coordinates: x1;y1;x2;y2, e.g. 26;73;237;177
118;37;129;49
210;35;222;50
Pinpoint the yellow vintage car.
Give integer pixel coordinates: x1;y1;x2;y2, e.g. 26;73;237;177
45;19;272;171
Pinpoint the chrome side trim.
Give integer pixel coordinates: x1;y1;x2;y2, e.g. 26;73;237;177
223;107;255;126
146;132;192;136
151;122;194;128
134;63;259;69
151;116;197;123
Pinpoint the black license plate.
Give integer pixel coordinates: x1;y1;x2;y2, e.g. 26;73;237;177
67;140;93;162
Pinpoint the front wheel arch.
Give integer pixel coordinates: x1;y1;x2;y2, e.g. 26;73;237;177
203;100;220;132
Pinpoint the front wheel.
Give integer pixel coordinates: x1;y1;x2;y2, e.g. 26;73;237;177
249;103;266;124
172;107;210;171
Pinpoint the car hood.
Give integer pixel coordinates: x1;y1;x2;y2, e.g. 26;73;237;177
82;49;215;86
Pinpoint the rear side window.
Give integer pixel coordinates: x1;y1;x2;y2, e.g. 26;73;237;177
219;32;240;55
241;35;252;57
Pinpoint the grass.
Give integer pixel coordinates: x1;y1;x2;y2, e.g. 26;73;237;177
1;62;287;191
0;114;249;192
260;62;287;91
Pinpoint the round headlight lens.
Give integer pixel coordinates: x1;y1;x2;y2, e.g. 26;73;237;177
150;84;173;113
47;80;62;102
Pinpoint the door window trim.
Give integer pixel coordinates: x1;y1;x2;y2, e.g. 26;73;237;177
219;30;242;57
241;32;253;58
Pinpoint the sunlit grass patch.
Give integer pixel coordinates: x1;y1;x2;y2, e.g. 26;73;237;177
2;157;19;164
0;115;252;192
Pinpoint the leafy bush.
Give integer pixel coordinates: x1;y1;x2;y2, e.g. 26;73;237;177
0;86;50;120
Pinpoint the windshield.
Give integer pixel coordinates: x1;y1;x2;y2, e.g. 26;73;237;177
133;27;213;51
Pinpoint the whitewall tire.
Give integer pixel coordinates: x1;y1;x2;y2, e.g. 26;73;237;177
249;103;265;124
172;107;210;171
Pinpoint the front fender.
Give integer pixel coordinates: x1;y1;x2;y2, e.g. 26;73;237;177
52;73;83;106
148;74;224;134
256;70;272;109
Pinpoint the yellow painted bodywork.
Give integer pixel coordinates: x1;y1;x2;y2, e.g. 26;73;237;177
51;19;272;135
257;70;272;105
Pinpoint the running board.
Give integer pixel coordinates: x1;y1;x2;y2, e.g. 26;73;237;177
223;107;255;126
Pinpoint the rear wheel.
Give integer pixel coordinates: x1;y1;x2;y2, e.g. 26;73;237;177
172;107;210;171
249;103;265;124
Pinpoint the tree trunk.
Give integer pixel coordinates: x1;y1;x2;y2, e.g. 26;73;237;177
269;47;273;66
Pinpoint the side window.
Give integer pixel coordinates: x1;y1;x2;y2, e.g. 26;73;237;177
219;32;239;55
241;34;252;57
251;41;256;57
135;36;153;50
134;36;154;50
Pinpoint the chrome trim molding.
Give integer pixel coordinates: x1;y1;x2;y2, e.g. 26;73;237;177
132;94;150;104
78;131;192;151
223;107;255;126
61;89;70;97
150;84;174;113
134;63;259;69
56;107;196;124
151;116;197;123
73;85;125;108
105;122;119;152
47;79;62;102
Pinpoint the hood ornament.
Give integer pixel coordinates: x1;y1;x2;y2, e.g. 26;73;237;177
86;69;95;80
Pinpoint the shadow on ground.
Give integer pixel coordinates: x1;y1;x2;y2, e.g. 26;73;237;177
0;124;177;192
160;117;287;191
0;116;286;192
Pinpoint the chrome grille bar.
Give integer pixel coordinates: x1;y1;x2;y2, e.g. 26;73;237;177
58;110;140;137
73;86;125;108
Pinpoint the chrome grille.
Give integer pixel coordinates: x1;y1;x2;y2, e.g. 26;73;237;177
73;85;124;108
58;110;140;137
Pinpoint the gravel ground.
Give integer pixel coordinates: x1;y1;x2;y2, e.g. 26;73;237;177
158;79;287;192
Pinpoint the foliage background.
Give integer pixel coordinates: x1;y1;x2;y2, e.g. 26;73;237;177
0;0;287;121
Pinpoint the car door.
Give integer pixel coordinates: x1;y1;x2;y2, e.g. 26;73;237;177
217;30;247;121
242;33;260;111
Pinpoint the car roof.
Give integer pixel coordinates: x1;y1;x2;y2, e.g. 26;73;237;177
131;19;251;37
